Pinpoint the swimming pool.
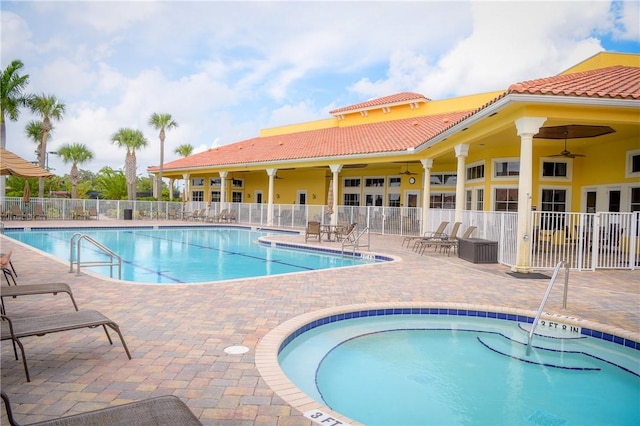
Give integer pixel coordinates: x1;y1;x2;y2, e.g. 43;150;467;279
4;226;382;284
264;305;640;426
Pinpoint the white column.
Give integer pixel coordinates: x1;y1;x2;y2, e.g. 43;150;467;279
182;173;190;202
169;178;174;201
219;171;228;209
513;116;547;273
266;168;277;224
420;158;433;234
454;144;469;223
329;164;342;225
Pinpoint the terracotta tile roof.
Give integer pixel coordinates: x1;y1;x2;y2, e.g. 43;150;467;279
329;92;430;114
507;65;640;99
429;65;640;140
156;111;470;171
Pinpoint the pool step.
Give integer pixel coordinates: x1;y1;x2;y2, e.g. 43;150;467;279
477;333;601;371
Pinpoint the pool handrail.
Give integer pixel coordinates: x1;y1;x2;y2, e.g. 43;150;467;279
69;233;122;279
526;260;569;355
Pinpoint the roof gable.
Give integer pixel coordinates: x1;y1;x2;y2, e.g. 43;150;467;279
329;92;429;115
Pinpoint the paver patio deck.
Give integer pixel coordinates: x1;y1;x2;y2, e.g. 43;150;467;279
1;219;638;425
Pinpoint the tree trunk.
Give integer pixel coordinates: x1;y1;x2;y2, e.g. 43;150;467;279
70;164;79;199
125;151;136;200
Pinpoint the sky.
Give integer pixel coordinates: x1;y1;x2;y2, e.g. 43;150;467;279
1;0;639;177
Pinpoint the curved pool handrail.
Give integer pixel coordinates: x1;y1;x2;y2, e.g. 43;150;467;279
526;260;569;355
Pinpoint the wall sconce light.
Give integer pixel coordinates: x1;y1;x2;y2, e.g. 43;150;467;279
247;193;251;199
276;194;280;199
312;194;316;199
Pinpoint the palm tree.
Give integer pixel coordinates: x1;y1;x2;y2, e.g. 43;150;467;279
29;93;65;198
95;166;127;200
174;144;194;157
148;113;178;200
0;59;30;198
56;143;94;199
0;59;30;149
111;128;148;200
25;120;50;160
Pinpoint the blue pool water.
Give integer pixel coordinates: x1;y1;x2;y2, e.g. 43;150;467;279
4;227;378;283
279;313;640;425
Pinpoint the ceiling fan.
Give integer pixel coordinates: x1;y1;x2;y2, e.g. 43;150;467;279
550;135;585;158
400;163;417;175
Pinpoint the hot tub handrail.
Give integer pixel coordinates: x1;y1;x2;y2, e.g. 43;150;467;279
526;260;569;355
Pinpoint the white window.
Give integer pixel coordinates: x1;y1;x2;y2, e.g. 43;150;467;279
476;188;484;211
430;173;457;186
493;159;520;179
539;157;572;181
430;192;455;209
192;190;204;202
540;188;568;212
191;178;204;186
466;162;485;181
626;149;640;178
210;191;221;203
365;177;385;187
494;187;518;211
210;178;221;187
230;178;243;188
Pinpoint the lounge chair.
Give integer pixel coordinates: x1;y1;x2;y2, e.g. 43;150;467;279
436;225;478;256
415;221;461;254
185;209;201;221
1;309;132;382
32;204;47;220
336;223;357;242
72;207;88;220
1;251;17;285
10;205;27;220
225;210;237;222
87;207;98;220
1;282;79;315
167;208;178;219
402;221;449;248
1;392;203;426
305;221;322;242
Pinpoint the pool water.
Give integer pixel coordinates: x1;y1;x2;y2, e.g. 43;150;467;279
4;227;376;283
279;314;640;425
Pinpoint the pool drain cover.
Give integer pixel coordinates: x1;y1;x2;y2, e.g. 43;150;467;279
224;345;249;355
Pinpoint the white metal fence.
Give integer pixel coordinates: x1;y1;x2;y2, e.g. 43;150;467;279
2;197;637;271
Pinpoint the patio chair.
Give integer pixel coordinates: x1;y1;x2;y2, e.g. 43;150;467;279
1;282;79;316
444;225;477;255
225;210;237;222
10;205;27;220
206;208;227;223
305;221;322;242
87;207;98;220
336;223;357;242
72;207;88;220
167;208;178;219
1;251;17;286
415;221;461;254
1;309;132;382
32;204;47;220
402;221;449;248
185;209;201;221
1;391;203;426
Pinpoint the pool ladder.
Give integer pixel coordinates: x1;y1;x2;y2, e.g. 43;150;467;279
69;233;122;279
526;260;570;355
341;225;370;257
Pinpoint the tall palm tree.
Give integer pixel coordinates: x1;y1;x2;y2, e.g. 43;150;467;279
56;143;94;199
148;113;178;200
0;59;30;198
25;120;50;160
111;128;148;200
29;93;65;198
0;59;30;149
174;144;194;157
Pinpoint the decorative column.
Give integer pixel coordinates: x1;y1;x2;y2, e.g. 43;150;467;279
266;168;277;224
513;116;547;273
169;178;174;201
420;158;433;235
454;144;469;223
219;171;228;209
329;164;342;225
182;173;190;202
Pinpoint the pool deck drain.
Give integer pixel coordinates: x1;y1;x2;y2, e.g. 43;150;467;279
224;345;249;355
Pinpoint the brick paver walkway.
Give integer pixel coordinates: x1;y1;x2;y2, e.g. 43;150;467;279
1;220;638;425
